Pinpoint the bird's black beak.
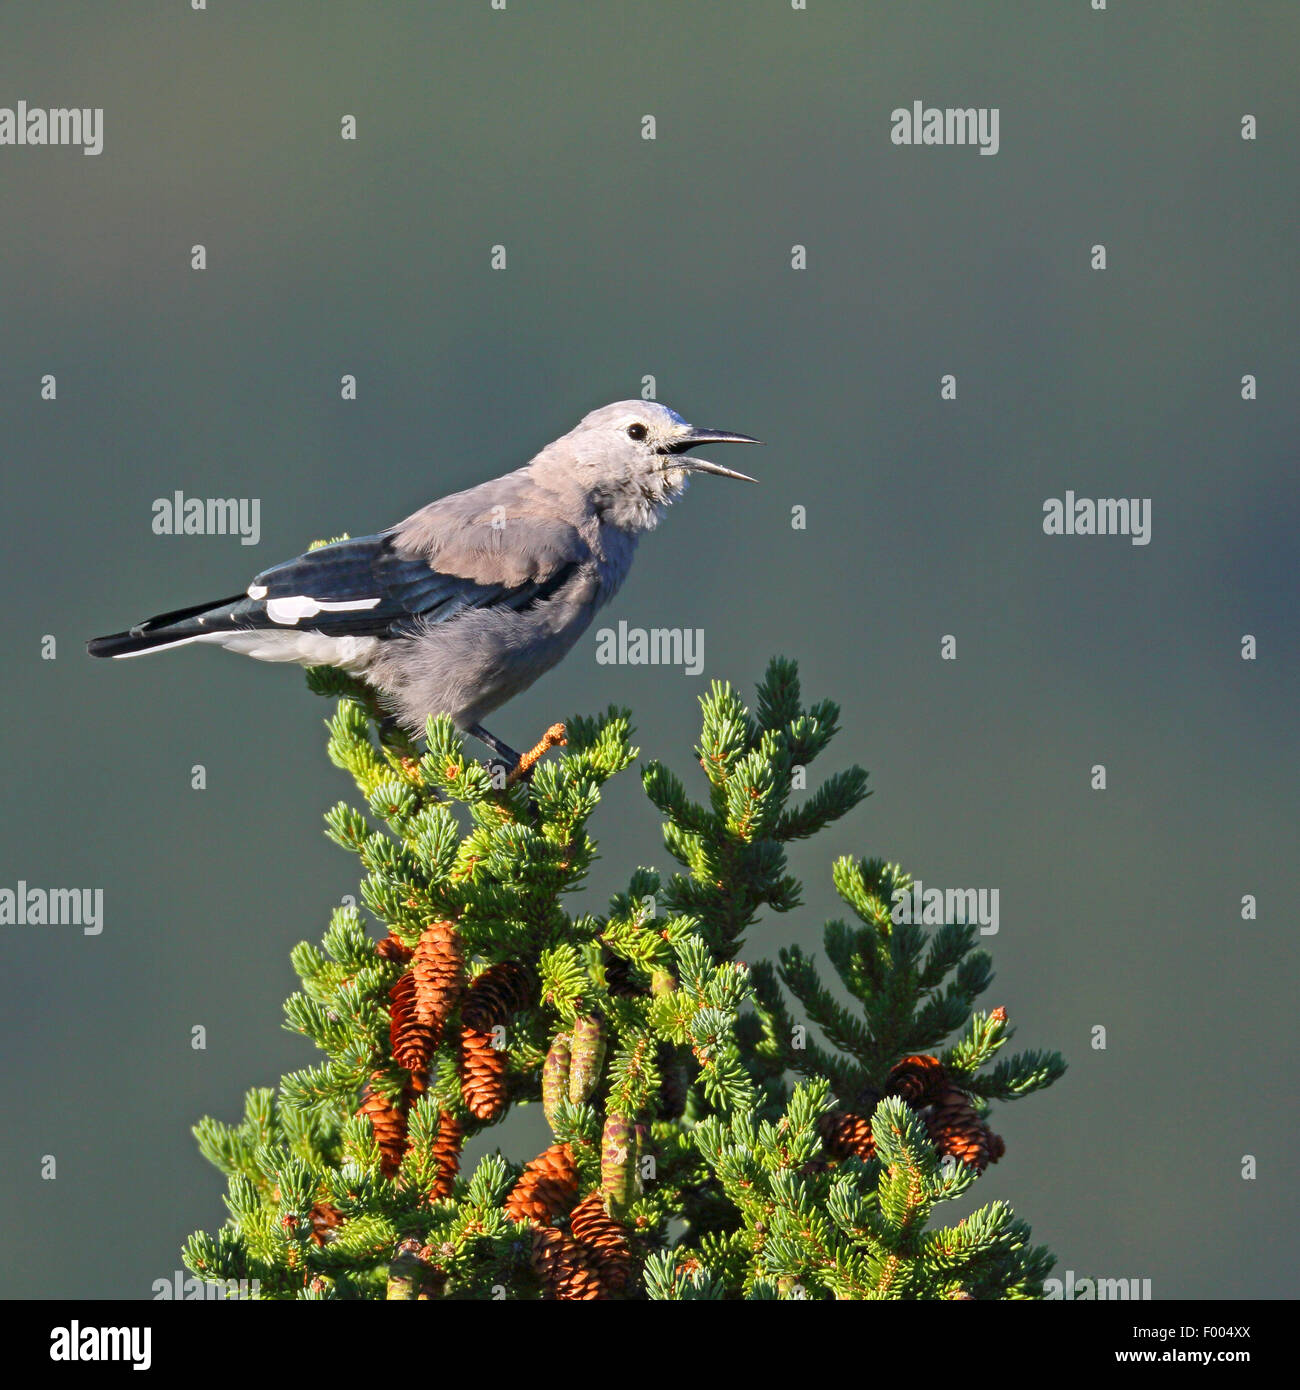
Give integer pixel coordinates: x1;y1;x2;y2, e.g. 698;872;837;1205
661;427;762;482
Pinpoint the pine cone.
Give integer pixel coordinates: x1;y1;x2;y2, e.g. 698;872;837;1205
600;1115;639;1216
402;1068;428;1104
357;1078;408;1178
885;1054;947;1107
459;1027;507;1121
819;1109;876;1162
412;920;464;1036
505;1143;580;1226
389;971;438;1072
542;1033;572;1131
989;1005;1008;1023
376;934;414;963
568;1014;606;1103
926;1083;1002;1174
461;961;532;1032
307;1201;343;1247
569;1191;634;1294
531;1226;607;1300
427;1110;462;1199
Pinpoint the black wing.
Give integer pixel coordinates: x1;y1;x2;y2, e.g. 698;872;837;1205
233;532;577;636
88;531;580;658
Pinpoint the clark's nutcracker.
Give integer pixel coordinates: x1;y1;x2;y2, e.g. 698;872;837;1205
88;401;759;767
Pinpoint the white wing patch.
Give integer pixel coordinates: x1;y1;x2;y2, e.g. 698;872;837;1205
264;594;383;625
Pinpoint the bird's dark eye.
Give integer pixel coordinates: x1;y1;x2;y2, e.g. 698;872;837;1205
626;423;648;441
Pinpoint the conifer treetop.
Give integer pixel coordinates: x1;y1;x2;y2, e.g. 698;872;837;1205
184;658;1063;1300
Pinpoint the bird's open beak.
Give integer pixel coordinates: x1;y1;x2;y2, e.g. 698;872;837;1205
661;427;762;482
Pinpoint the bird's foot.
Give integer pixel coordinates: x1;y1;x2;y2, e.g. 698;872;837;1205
506;723;568;786
468;721;566;790
468;722;523;771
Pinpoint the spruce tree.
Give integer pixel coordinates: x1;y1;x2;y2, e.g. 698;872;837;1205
183;658;1064;1299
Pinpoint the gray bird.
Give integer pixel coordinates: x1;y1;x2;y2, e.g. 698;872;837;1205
88;400;759;767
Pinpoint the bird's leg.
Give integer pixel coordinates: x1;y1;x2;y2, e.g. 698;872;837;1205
506;723;568;786
467;723;524;783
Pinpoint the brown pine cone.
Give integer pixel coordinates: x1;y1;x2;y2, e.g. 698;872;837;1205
427;1110;462;1199
376;934;414;963
569;1191;634;1294
402;1068;428;1104
819;1109;876;1162
412;921;464;1036
505;1143;580;1226
461;961;532;1032
459;1027;507;1121
357;1078;408;1178
926;1083;1002;1174
389;971;438;1072
307;1201;343;1247
885;1054;947;1107
531;1226;607;1300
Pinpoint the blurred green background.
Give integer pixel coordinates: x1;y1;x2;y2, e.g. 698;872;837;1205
1;1;1296;1299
